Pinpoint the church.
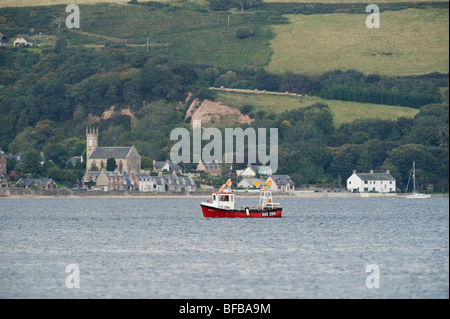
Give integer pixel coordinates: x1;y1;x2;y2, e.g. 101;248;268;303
85;126;141;174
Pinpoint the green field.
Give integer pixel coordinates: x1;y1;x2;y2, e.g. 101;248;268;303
1;1;448;75
267;8;449;76
266;0;441;2
0;0;442;7
214;90;419;126
0;0;212;8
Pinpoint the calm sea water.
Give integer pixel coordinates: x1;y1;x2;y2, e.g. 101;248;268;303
0;196;448;299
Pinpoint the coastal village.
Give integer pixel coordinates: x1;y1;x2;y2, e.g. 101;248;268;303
0;126;398;196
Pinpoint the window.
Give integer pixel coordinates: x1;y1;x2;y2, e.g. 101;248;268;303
213;195;216;201
364;181;368;184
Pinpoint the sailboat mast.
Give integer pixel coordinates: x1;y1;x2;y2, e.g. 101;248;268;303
413;161;416;194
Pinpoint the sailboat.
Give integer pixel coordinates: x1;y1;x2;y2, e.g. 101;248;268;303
406;161;431;199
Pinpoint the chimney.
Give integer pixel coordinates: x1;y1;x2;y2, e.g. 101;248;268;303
370;169;374;174
353;170;356;174
386;170;390;174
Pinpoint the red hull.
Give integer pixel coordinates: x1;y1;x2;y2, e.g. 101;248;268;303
201;204;282;218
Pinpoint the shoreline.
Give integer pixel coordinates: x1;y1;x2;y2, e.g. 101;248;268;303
1;189;448;199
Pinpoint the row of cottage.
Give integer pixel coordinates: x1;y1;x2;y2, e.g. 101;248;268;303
82;170;197;193
7;168;395;194
5;169;396;194
0;127;397;193
80;170;296;193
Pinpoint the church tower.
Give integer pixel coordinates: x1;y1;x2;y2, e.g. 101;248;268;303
86;126;98;159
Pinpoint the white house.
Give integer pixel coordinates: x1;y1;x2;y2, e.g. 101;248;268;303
13;35;34;47
237;165;272;178
347;170;396;193
237;178;265;189
135;173;165;192
153;160;183;173
266;175;295;192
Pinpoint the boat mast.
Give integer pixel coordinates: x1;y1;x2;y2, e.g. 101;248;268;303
412;161;416;194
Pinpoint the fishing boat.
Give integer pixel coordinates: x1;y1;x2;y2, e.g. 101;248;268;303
201;179;282;218
406;161;431;199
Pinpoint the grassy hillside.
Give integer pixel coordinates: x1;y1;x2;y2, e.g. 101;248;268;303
267;8;449;76
0;0;180;8
0;2;275;70
0;0;442;7
1;2;448;74
213;90;419;126
267;0;442;2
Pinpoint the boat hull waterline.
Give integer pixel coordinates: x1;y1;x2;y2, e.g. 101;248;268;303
201;204;282;218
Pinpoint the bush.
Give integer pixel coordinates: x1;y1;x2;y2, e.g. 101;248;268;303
236;27;253;39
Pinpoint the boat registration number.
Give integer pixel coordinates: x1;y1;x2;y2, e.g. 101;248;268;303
261;211;277;217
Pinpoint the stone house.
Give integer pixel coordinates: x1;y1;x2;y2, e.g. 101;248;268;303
196;160;222;175
13;35;34;47
16;178;56;190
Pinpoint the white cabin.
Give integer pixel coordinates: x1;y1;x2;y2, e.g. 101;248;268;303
347;169;396;193
208;191;236;210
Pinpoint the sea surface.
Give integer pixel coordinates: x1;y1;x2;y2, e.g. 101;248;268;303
0;196;448;299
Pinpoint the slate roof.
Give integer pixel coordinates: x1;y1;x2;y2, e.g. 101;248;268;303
122;173;135;187
19;35;33;42
203;162;221;169
238;178;265;187
154;161;183;172
251;165;272;175
136;173;164;185
89;147;132;159
355;173;395;181
85;170;123;177
160;174;195;187
17;178;54;187
269;175;295;186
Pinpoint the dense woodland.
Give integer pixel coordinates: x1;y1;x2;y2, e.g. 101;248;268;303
0;1;448;192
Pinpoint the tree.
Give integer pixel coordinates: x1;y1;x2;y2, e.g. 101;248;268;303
141;156;153;170
236;27;253;39
106;158;117;171
22;150;43;177
54;16;63;32
54;36;68;53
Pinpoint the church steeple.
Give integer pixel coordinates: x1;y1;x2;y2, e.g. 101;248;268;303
86;126;98;159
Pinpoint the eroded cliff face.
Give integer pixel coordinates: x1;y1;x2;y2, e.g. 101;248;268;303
185;98;253;128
